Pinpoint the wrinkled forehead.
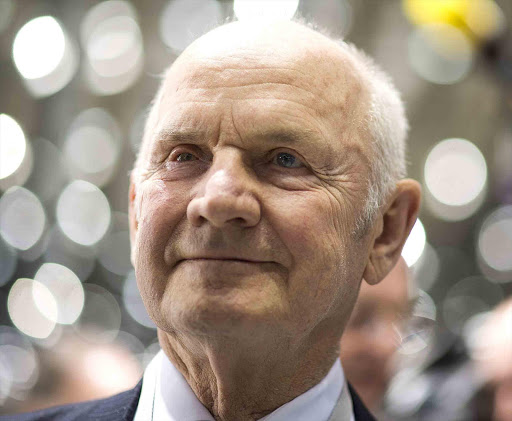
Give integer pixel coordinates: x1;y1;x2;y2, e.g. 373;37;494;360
139;23;373;166
161;24;368;118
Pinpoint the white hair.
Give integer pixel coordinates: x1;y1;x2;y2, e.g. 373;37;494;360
132;22;408;234
337;42;408;233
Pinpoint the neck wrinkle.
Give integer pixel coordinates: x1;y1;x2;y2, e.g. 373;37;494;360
157;327;340;421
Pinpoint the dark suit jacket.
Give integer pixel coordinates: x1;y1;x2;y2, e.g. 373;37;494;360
0;380;376;421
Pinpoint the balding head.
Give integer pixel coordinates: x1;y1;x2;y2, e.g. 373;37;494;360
134;21;407;228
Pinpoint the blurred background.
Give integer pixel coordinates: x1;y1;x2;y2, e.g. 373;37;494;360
0;0;511;419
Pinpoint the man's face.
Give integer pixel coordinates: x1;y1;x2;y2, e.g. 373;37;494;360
130;34;377;343
339;260;410;409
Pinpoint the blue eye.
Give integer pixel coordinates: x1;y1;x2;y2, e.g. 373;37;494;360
273;152;303;168
176;152;197;162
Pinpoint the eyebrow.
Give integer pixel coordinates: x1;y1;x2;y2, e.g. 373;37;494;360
153;128;203;144
254;128;321;144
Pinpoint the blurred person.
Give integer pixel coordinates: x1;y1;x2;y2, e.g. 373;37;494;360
1;20;421;421
2;332;142;415
472;297;512;421
340;257;411;414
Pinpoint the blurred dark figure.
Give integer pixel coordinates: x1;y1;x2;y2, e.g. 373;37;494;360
3;332;142;414
471;297;512;421
340;257;411;413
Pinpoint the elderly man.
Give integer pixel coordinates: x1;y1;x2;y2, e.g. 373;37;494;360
340;257;412;414
2;20;420;421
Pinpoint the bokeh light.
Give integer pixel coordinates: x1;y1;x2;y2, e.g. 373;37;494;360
298;0;352;38
465;0;506;39
13;16;65;79
81;1;143;95
402;218;426;266
83;342;142;392
234;0;299;22
424;138;487;221
411;243;440;291
402;0;470;29
403;0;505;40
0;186;46;251
12;16;78;97
477;205;512;282
399;290;437;355
56;180;111;246
7;278;57;339
408;23;473;85
34;263;85;325
74;284;122;343
0;114;27;180
123;270;156;329
386;368;431;416
0;326;39;402
465;301;512;382
442;276;503;335
159;0;223;52
63;108;121;187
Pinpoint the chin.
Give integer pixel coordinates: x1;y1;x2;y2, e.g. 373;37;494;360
157;287;286;338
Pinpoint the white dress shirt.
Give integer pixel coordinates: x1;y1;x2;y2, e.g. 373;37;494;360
134;350;354;421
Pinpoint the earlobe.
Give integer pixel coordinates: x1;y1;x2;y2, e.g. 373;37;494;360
363;179;421;285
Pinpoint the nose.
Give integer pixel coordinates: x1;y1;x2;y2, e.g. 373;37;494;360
187;154;261;228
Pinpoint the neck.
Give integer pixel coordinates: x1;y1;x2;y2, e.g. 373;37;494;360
158;326;341;421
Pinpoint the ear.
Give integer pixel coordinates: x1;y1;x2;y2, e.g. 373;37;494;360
363;179;421;285
128;181;138;266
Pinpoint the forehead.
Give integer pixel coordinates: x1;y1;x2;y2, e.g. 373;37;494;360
163;44;366;113
144;28;372;163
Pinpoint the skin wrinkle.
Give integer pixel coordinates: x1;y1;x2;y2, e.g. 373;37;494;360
145;85;362;177
129;21;420;421
168;50;357;112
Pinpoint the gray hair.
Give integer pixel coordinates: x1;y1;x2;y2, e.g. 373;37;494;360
132;22;408;234
338;42;408;233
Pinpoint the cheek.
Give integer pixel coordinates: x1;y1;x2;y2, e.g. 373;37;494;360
266;191;362;313
134;181;191;325
267;190;355;271
134;181;190;278
137;181;189;238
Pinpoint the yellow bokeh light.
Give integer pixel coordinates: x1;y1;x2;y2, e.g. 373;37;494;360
403;0;470;28
403;0;505;40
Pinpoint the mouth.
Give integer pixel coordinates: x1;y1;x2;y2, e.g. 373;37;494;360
176;257;271;265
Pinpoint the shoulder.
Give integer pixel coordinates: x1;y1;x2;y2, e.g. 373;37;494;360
0;380;142;421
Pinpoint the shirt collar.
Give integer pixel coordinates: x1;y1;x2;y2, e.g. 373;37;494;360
134;349;352;421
